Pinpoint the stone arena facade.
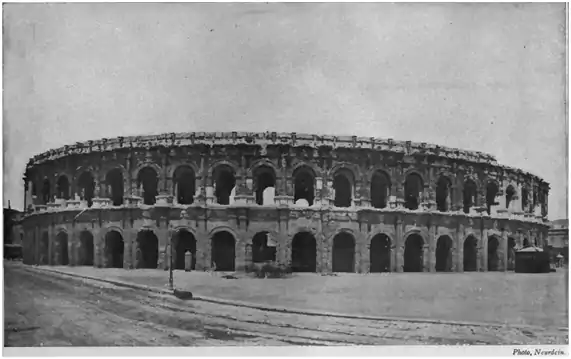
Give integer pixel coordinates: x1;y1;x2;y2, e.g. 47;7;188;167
20;132;551;273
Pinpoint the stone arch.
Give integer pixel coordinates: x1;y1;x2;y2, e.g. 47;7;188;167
252;231;277;263
54;230;69;266
332;232;356;272
168;162;199;179
404;171;424;210
369;233;391;273
56;175;71;200
209;226;241;240
135;230;159;269
211;163;236;205
77;171;96;207
328;162;361;181
463;235;479;272
507;236;517;271
104;230;124;268
248;158;279;178
523;237;530;247
291;161;320;178
505;184;517;209
485;180;500;215
370;170;391;209
211;230;236;271
463;178;478;214
207;160;240;178
252;165;277;205
332;167;355;208
487;235;500;271
403;232;424;272
173;165;196;205
137;166;159;205
172;229;197;270
105;168;124;206
42;177;51;204
291;231;317;272
435;235;453;272
435;175;453;212
78;230;94;266
293;165;315;206
521;186;530;212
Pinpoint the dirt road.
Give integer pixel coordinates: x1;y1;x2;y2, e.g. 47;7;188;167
4;263;567;346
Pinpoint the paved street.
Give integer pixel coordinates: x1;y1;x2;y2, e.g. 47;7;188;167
4;263;567;346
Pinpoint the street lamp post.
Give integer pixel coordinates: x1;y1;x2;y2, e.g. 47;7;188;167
169;234;174;290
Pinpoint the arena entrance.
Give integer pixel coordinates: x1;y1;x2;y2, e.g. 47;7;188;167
463;236;478;272
488;236;500;271
403;233;424;272
40;232;49;265
291;232;317;272
79;230;94;266
332;232;355;272
369;233;391;273
105;231;124;268
435;235;453;272
173;230;196;270
55;231;69;266
211;231;235;271
136;230;159;269
252;232;277;263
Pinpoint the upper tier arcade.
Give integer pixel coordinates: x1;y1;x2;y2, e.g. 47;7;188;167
22;131;550;222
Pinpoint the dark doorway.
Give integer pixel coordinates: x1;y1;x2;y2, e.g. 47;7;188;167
252;232;277;263
463;236;478;272
505;185;516;209
79;231;94;266
173;166;196;205
42;178;51;204
254;167;276;205
40;232;49;265
56;175;70;200
508;237;516;271
174;230;196;270
463;179;478;214
105;231;124;268
211;231;236;271
333;171;353;208
488;236;500;271
403;233;424;272
435;235;453;272
370;234;391;273
371;171;391;209
213;166;236;205
55;232;69;266
291;232;317;272
136;230;159;269
404;173;423;210
332;233;355;272
293;167;314;206
137;167;159;205
436;176;452;212
77;171;95;207
105;168;124;206
486;181;499;215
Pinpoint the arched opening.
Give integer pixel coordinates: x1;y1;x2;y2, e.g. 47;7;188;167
435;235;453;272
291;232;317;272
403;233;424;272
254;166;276;205
173;166;196;205
55;231;69;266
463;179;478;214
436;176;452;212
507;237;516;271
105;231;124;268
332;232;355;272
56;175;70;200
42;178;51;204
293;166;315;206
370;233;391;273
40;232;49;265
135;230;159;269
404;173;423;210
173;229;196;270
252;232;277;263
521;187;529;212
77;171;95;207
333;170;353;208
463;236;478;271
105;168;124;206
523;237;530;247
212;165;236;205
486;181;499;215
505;185;516;209
371;171;391;209
211;231;236;271
137;167;159;205
487;236;500;271
79;231;94;266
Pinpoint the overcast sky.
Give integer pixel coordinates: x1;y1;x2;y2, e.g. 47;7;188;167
3;3;567;219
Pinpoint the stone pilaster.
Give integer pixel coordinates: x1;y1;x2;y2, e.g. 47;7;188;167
456;224;464;272
428;227;436;272
481;231;488;272
394;217;404;272
501;229;508;272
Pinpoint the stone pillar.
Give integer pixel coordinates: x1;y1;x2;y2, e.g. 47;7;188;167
235;238;247;272
481;231;488;272
456;225;464;272
501;229;508;272
277;233;290;267
394;217;404;272
428;227;436;272
361;234;371;273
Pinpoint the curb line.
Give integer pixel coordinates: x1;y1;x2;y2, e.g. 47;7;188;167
20;264;547;330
